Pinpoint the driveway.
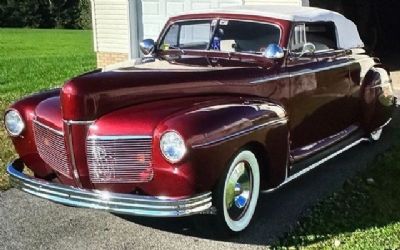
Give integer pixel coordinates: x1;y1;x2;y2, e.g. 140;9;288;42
1;106;399;249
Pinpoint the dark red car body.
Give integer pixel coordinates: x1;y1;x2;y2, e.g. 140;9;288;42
5;9;396;220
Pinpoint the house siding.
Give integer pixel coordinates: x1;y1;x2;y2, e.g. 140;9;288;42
91;0;130;54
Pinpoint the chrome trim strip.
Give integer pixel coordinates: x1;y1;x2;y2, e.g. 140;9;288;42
251;61;355;84
32;119;64;136
87;135;153;141
7;160;213;217
192;118;288;148
263;137;369;193
64;120;95;125
65;123;82;187
291;124;359;162
378;118;392;130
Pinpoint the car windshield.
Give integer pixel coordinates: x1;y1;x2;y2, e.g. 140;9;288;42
160;19;281;54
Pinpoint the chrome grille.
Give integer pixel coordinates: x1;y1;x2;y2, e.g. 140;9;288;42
86;136;153;183
33;120;71;177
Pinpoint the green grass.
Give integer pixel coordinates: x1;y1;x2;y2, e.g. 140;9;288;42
276;128;400;249
0;28;96;190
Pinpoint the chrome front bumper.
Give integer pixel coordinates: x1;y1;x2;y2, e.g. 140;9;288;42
7;159;213;217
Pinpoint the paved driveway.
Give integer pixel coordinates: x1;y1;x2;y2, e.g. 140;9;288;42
1;112;399;250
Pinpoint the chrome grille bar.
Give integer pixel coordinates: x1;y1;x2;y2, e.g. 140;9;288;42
33;120;71;177
86;136;153;183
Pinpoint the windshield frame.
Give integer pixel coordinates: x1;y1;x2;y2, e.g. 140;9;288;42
157;18;283;55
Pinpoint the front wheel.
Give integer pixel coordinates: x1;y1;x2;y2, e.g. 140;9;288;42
214;150;260;235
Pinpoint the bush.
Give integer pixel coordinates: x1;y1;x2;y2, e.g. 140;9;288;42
78;0;92;30
0;0;91;29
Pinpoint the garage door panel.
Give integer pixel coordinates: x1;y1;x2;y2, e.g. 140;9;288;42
142;0;243;39
166;2;185;15
143;1;161;15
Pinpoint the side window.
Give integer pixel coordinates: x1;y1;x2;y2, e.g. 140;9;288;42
163;24;179;47
290;22;338;53
290;24;307;52
160;20;213;50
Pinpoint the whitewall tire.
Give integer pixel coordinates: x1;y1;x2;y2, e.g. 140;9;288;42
214;150;260;234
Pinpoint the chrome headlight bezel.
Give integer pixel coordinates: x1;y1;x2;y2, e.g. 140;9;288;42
160;131;187;164
4;109;25;137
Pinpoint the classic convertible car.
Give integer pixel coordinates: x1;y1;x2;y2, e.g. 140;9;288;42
4;5;396;234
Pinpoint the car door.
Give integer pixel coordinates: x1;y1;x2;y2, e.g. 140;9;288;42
287;22;360;157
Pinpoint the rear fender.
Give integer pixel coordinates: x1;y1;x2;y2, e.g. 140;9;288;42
361;67;395;132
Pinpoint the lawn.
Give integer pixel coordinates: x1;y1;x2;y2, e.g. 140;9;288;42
276;134;400;249
0;28;96;190
0;28;399;249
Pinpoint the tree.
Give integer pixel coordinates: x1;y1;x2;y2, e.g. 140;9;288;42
0;0;91;29
78;0;92;29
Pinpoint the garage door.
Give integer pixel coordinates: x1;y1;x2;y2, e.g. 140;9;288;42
141;0;243;40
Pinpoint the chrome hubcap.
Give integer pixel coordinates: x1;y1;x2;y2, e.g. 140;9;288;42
225;161;253;221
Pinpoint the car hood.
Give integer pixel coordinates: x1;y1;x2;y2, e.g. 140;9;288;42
61;64;272;121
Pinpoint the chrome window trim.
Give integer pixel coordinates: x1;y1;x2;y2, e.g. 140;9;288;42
288;21;339;55
158;18;283;54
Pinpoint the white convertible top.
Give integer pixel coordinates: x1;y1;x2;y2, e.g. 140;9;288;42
176;5;364;49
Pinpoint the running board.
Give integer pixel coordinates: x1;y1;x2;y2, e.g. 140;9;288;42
263;135;369;193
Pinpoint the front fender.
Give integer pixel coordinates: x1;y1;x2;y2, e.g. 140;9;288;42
154;97;289;191
6;89;60;177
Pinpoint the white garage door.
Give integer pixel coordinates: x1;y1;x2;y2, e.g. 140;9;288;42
141;0;243;40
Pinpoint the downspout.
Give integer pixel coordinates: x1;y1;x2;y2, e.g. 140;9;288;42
128;0;143;60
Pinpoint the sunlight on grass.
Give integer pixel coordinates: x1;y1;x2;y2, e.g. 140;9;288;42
0;28;96;190
277;128;400;249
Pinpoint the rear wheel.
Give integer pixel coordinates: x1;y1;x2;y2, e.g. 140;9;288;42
214;150;260;235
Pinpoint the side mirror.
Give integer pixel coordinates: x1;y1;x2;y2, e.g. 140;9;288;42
139;39;155;55
264;44;285;59
300;42;316;57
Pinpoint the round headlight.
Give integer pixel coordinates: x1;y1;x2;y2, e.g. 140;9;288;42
4;109;25;137
160;131;187;163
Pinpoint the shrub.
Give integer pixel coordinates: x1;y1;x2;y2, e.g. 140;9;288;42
0;0;91;29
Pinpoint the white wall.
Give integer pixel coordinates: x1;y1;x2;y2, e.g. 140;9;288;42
141;0;244;40
91;0;130;54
